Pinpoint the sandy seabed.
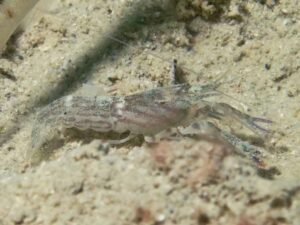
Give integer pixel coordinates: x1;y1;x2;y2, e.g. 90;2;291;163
0;0;299;224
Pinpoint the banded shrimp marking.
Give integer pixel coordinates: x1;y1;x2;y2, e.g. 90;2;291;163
0;0;286;166
30;43;273;167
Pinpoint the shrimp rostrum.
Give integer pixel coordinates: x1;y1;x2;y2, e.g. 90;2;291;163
30;82;272;165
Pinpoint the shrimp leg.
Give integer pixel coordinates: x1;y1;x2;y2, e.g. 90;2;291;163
180;121;266;167
205;102;273;136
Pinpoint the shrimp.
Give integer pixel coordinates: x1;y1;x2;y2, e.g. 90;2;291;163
30;81;272;166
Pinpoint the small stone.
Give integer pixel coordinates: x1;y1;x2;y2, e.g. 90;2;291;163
9;209;25;224
236;39;245;47
265;63;271;70
272;65;293;82
156;214;166;223
233;51;246;62
70;181;84;195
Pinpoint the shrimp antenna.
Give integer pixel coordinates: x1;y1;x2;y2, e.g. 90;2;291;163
106;34;254;113
106;34;205;80
206;74;250;112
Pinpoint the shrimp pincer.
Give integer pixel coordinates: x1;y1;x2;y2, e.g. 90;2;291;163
30;83;272;165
